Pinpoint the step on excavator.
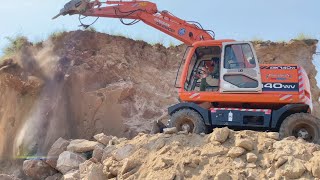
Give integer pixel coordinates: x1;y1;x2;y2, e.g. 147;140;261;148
54;0;320;143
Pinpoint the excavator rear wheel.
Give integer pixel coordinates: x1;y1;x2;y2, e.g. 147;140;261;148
279;113;320;144
169;109;207;134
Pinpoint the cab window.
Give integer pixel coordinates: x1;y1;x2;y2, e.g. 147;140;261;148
185;46;221;91
224;44;256;69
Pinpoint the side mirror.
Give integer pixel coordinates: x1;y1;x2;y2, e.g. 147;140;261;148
247;57;255;65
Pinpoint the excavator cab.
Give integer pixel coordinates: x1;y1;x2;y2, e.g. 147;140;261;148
220;42;263;93
182;41;263;93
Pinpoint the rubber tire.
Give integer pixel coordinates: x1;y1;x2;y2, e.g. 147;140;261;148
169;109;207;134
279;113;320;144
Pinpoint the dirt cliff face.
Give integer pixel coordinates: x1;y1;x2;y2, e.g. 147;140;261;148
0;31;318;163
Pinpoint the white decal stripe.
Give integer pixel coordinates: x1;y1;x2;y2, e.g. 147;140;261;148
280;95;293;101
189;93;200;99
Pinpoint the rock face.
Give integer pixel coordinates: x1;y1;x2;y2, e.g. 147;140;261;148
22;160;57;180
56;151;86;174
46;138;70;168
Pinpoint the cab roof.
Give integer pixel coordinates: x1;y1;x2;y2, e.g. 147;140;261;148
192;39;236;47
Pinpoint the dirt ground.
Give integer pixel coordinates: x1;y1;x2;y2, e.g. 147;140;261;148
0;31;319;177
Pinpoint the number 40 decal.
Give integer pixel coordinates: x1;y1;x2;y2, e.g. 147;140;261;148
263;83;298;91
264;83;283;89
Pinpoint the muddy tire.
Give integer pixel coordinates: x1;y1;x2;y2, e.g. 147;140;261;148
169;109;207;134
279;113;320;144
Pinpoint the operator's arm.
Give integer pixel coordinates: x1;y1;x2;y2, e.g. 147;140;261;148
212;64;220;79
200;78;208;91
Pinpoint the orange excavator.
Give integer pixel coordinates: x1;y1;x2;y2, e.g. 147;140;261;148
54;0;320;143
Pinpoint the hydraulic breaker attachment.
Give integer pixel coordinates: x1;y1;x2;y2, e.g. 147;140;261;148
52;0;91;19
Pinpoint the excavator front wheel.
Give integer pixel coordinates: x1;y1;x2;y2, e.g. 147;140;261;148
169;109;207;134
279;113;320;144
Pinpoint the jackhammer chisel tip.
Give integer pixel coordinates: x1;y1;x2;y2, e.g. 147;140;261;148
52;13;62;20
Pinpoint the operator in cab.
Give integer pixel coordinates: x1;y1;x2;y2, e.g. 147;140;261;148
199;57;220;91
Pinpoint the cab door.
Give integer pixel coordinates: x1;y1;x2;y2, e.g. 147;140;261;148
220;42;262;93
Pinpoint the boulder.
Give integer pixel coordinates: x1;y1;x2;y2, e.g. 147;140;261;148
266;132;280;140
22;160;57;180
209;127;230;143
233;158;246;169
63;170;80;180
79;160;107;180
113;144;136;161
92;144;105;162
56;151;86;174
227;147;246;158
246;153;258;163
235;138;254;151
120;158;141;177
279;157;306;179
45;173;62;180
214;170;232;180
67;139;100;153
46;137;70;168
93;133;112;146
0;174;21;180
275;156;288;168
163;127;178;134
101;145;117;162
306;153;320;178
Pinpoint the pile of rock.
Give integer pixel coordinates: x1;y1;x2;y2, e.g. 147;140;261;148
21;128;320;179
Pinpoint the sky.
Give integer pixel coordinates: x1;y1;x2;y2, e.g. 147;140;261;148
0;0;319;85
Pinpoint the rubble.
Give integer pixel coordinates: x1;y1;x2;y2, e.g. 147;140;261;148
20;129;320;179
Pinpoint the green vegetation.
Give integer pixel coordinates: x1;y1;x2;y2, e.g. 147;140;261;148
169;41;176;48
86;27;97;32
49;30;65;40
2;35;29;59
294;33;313;40
251;36;264;43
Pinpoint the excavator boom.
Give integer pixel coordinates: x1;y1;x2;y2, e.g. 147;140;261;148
53;0;214;45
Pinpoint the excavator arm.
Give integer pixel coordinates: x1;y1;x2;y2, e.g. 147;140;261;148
53;0;214;45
